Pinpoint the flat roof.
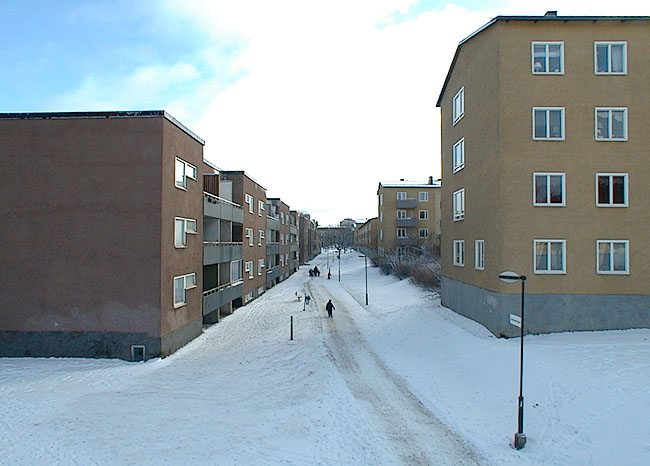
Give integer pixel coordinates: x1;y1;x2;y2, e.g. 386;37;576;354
0;110;205;145
379;180;441;188
436;14;650;107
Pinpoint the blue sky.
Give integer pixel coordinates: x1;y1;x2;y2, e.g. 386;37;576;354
2;0;646;225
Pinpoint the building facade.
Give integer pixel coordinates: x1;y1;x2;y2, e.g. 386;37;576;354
377;178;441;256
220;171;268;305
355;217;379;256
267;198;291;286
437;13;650;336
0;111;205;360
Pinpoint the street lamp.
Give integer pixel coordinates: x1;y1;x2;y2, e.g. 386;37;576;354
338;249;341;281
359;254;368;305
499;270;527;450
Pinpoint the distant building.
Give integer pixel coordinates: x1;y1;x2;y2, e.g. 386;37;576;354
355;217;379;256
377;177;441;256
436;12;650;336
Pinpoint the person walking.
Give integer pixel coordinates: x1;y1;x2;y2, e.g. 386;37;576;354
326;299;335;318
313;266;320;277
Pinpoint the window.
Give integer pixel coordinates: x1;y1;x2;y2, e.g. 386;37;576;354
419;210;429;220
533;108;565;140
175;158;197;190
258;230;265;245
595;42;627;75
174;273;197;307
380;211;383;223
453;188;465;221
380;194;383;206
419;228;429;238
597;240;629;274
280;255;284;266
245;261;253;279
453;138;465;173
419;192;429;202
397;191;407;200
244;292;253;303
245;228;254;246
396;228;406;238
174;217;197;247
245;194;254;213
397;210;407;219
258;200;265;216
532;42;564;74
595;108;627;141
379;229;383;241
452;87;464;125
534;240;566;274
474;240;484;270
453;240;465;267
231;260;243;282
280;212;285;224
258;259;265;275
596;173;628;207
533;173;565;206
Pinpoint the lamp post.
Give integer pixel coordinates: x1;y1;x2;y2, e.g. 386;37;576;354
499;270;527;450
359;254;368;305
338;249;341;281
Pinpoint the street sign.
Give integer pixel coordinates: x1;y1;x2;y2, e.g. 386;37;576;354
499;271;521;283
509;313;522;328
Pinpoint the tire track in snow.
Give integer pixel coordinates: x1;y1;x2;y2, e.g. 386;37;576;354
306;279;483;465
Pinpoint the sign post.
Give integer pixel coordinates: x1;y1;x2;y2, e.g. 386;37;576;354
499;271;527;450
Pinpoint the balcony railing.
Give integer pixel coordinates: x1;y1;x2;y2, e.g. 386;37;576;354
204;192;244;224
396;218;417;227
203;279;244;297
202;280;244;316
203;242;243;265
396;198;417;209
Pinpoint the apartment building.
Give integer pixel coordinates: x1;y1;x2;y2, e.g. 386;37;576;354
220;171;268;305
0;111;205;360
436;13;650;336
201;161;244;323
267;198;291;286
355;217;379;256
377;178;441;256
298;213;321;264
288;211;299;272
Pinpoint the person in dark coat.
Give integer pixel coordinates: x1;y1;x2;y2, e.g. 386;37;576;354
309;268;313;277
326;299;335;318
313;266;320;277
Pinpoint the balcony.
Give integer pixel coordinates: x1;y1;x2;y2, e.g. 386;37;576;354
202;280;243;316
204;192;243;224
289;225;297;235
290;243;298;252
289;260;298;270
203;242;243;265
266;216;281;231
396;236;418;247
396;198;417;209
266;266;281;282
266;242;281;255
396;218;417;227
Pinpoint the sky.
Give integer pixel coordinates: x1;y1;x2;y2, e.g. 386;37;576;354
1;0;646;226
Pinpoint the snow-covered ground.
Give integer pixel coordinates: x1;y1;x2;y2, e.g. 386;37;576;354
1;251;648;465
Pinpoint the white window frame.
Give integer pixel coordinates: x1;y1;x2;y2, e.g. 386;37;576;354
419;191;429;202
258;200;265;216
245;194;254;213
595;107;628;141
533;239;566;274
397;210;407;219
452;87;464;125
596;240;629;275
419;228;429;238
231;260;243;282
258;230;265;246
173;273;197;308
453;188;465;221
396;228;406;239
531;41;564;75
595;173;628;207
174;217;198;248
379;194;383;206
174;157;197;190
258;258;265;276
452;240;465;267
397;191;407;201
453;138;465;173
245;228;254;246
419;210;429;220
532;107;565;140
379;229;383;241
474;240;484;271
533;173;566;207
594;41;627;75
245;261;253;279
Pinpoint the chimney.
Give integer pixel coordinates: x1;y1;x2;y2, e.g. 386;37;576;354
544;11;557;16
428;176;434;185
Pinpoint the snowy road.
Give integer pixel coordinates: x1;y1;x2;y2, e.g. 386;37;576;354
307;278;481;465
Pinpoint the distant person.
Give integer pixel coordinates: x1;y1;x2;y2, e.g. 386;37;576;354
327;270;331;280
309;268;314;277
326;299;335;318
313;266;320;277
